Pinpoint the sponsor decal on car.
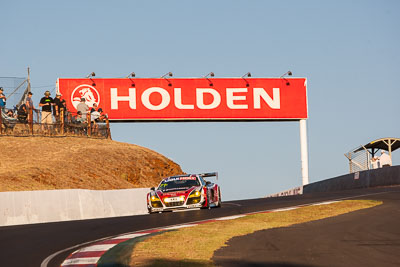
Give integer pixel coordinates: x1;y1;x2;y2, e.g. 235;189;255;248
165;176;197;182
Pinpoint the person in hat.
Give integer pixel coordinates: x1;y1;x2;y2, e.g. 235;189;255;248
0;87;6;110
98;108;107;122
53;92;63;122
76;110;85;123
39;90;54;131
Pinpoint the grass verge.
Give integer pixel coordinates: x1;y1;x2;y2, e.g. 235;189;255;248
130;200;381;266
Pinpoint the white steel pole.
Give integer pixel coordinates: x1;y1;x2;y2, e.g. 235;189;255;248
299;119;309;185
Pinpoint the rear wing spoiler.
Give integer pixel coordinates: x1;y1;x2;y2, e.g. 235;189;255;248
199;172;218;180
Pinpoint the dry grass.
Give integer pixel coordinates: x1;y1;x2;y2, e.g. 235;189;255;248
130;200;381;266
0;136;183;191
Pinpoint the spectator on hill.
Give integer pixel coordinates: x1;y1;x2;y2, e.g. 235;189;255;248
89;103;100;121
39;90;54;131
371;157;380;169
53;93;63;122
87;103;99;134
91;104;107;122
71;110;86;135
77;98;89;119
17;104;28;123
97;108;107;122
0;87;6;110
26;92;35;110
60;99;68;121
75;111;86;123
6;109;14;118
25;92;36;123
379;150;392;168
90;103;98;113
91;110;101;122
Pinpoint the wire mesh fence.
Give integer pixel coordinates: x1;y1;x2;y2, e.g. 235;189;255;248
1;108;111;138
0;77;29;109
1;76;110;139
344;146;370;173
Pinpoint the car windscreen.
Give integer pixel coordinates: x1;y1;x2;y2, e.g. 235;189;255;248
158;177;200;192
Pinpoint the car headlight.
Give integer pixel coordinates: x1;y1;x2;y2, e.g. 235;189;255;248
151;195;160;201
189;191;201;198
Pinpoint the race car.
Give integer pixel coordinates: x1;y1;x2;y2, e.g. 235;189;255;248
147;172;221;213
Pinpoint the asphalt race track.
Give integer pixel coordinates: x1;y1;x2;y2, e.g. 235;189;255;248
0;187;399;267
213;188;400;267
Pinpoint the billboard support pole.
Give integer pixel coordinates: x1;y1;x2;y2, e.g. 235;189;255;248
299;119;309;185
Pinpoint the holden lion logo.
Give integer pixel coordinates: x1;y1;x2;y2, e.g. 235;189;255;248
71;84;100;110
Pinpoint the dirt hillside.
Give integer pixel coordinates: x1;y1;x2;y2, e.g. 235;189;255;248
0;137;183;191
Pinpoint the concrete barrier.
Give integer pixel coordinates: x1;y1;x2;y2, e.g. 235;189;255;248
304;165;400;194
266;186;303;198
267;166;400;198
0;188;149;226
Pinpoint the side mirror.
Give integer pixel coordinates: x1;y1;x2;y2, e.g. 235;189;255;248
151;187;155;191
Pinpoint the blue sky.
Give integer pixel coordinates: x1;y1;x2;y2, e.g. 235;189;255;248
1;1;399;200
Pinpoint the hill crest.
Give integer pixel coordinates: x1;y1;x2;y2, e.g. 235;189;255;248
0;137;183;191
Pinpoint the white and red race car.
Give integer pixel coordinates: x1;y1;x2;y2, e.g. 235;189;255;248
147;172;221;213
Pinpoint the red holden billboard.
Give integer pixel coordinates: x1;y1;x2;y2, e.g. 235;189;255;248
57;78;308;121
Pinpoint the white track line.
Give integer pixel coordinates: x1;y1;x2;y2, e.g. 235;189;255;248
61;257;99;266
272;207;299;212
163;224;197;230
214;215;246;220
312;201;339;206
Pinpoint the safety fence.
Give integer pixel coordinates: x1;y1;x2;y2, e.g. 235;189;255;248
1;108;111;139
344;146;370;173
